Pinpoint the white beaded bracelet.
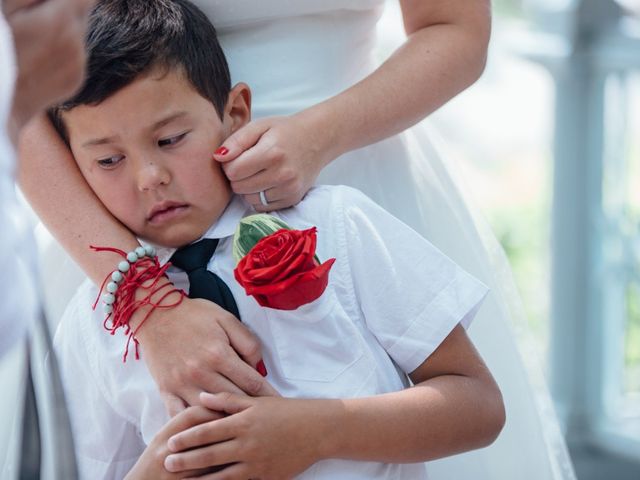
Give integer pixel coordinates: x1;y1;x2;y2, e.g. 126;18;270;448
102;245;156;314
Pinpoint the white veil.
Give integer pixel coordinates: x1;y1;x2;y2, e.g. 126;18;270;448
315;118;576;479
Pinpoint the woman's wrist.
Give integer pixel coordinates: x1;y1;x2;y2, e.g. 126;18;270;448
295;100;350;168
91;245;186;360
127;276;182;334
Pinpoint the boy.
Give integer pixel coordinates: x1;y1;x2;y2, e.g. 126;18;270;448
51;1;505;478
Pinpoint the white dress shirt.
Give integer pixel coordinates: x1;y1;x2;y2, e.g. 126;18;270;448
54;185;488;479
0;11;37;357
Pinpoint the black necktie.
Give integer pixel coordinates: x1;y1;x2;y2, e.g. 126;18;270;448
169;238;240;319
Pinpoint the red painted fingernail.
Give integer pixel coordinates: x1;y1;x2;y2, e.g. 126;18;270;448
256;360;268;377
214;146;229;156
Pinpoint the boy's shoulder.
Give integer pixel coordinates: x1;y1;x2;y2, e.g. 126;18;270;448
278;184;377;226
302;184;372;206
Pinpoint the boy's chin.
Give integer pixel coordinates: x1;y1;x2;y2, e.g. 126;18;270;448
140;228;207;250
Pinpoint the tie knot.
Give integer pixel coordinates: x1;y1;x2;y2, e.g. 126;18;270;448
170;238;219;274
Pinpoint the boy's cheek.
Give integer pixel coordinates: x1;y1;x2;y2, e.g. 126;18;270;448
91;186;144;234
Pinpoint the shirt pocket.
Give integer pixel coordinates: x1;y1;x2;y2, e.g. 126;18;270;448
266;288;372;393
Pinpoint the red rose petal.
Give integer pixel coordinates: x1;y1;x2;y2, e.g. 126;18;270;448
234;227;334;310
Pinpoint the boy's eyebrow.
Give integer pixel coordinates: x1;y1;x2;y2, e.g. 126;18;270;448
82;135;119;148
151;111;189;130
80;112;190;148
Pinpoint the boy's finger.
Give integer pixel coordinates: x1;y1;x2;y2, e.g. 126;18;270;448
188;375;248;402
162;392;187;417
162;406;223;438
213;119;270;163
184;462;249;480
168;410;240;454
166;440;239;471
200;392;254;415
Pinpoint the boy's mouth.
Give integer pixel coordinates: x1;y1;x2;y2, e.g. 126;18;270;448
147;201;190;224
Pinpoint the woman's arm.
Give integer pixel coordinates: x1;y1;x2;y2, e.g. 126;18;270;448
214;0;491;210
314;0;491;156
5;0;92;145
18;114;140;283
163;325;505;478
18;115;277;408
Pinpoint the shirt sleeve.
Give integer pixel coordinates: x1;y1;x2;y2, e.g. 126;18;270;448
336;186;488;374
53;281;145;480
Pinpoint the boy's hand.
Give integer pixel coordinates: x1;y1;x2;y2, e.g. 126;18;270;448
135;297;279;415
164;392;328;479
125;406;224;480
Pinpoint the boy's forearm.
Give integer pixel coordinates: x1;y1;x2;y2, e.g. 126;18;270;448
17;113;140;285
314;374;505;464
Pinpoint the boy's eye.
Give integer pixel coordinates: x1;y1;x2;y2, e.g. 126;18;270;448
158;132;187;147
97;155;124;168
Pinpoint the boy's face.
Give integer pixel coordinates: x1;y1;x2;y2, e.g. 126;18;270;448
64;68;250;247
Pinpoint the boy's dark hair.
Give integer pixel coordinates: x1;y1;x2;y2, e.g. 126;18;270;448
50;0;231;141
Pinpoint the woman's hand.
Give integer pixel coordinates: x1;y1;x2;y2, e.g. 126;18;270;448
212;0;490;215
135;296;279;416
214;110;337;212
125;406;225;480
164;392;328;480
4;0;95;142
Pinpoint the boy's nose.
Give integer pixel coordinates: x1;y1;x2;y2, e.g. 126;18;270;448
137;161;171;192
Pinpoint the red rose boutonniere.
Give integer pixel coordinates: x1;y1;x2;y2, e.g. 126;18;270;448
232;214;335;310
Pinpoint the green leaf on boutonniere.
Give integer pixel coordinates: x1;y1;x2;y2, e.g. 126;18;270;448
232;214;292;263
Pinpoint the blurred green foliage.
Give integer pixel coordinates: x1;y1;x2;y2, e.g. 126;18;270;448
489;203;551;347
493;0;525;18
625;283;640;393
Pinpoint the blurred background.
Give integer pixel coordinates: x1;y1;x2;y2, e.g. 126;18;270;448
382;0;640;478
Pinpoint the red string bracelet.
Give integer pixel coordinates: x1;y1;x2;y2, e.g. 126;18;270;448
91;245;186;362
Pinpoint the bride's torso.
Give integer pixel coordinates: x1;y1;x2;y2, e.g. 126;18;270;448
191;0;386;117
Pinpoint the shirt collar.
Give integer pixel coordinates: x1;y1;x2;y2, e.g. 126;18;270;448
140;195;251;265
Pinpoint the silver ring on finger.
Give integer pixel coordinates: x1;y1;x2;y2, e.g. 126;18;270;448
259;190;269;207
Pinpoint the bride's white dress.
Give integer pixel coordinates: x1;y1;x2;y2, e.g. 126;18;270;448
38;0;576;478
197;1;576;478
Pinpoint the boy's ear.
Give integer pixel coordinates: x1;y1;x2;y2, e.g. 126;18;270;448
224;83;251;134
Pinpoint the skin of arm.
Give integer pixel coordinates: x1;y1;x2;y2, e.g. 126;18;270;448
163;325;506;480
18;115;139;282
18;116;277;410
313;0;492;157
215;0;491;211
